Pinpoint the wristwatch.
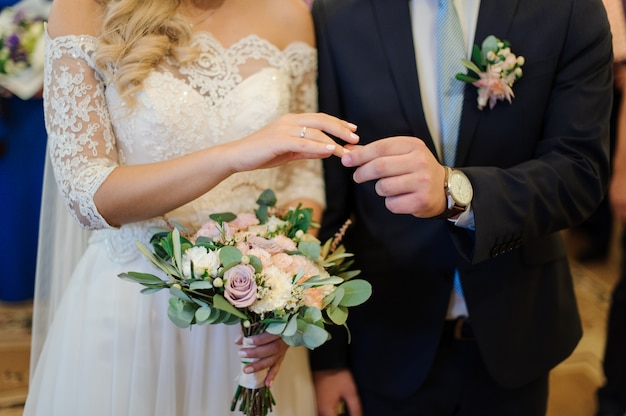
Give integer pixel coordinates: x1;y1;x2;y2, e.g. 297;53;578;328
433;167;473;219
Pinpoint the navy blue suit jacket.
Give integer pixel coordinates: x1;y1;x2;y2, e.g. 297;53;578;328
311;0;612;398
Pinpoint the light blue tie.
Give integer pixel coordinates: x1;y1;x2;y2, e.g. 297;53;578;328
437;0;465;297
436;0;465;167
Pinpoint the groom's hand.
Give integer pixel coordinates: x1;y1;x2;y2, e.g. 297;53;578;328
341;136;447;218
313;368;362;416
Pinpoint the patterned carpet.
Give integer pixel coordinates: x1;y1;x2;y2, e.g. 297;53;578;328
0;250;617;416
547;260;613;416
0;301;31;415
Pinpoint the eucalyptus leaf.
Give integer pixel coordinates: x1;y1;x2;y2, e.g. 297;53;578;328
481;34;499;55
331;286;345;307
338;279;372;307
209;212;237;223
213;294;249;320
266;322;287;335
302;323;330;349
170;285;192;302
302;306;323;323
189;280;213;291
194;236;219;250
191;297;210;308
219;246;243;269
298;241;321;261
248;255;263;274
206;308;228;324
282;333;304;347
203;307;225;324
195;306;213;323
256;189;277;207
283;314;298;337
167;298;196;328
255;205;269;224
327;304;348;325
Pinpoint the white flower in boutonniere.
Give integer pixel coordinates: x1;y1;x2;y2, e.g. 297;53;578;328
456;35;525;110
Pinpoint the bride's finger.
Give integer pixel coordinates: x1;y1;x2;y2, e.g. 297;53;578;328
296;125;350;158
292;113;360;145
265;360;283;387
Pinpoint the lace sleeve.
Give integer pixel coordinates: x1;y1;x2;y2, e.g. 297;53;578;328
43;33;117;230
274;44;325;208
287;43;317;114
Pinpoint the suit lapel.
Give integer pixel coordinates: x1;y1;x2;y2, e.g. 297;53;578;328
370;0;436;154
456;0;520;166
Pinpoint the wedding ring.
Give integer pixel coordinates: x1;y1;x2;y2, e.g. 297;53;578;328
299;126;308;138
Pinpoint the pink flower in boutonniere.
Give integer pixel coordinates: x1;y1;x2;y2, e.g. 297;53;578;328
456;35;525;110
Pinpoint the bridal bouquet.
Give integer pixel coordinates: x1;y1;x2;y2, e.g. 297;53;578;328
119;189;371;416
0;0;49;99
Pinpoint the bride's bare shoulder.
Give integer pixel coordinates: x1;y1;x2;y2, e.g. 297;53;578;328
249;0;314;48
47;0;104;39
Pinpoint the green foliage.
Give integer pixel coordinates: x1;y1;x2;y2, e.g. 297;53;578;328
209;212;237;223
255;189;277;224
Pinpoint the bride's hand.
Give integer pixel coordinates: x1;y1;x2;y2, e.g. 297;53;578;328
236;332;289;387
225;112;359;172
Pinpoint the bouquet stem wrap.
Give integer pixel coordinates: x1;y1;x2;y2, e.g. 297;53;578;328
231;329;275;415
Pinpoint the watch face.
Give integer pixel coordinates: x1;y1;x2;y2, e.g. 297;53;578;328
449;170;473;206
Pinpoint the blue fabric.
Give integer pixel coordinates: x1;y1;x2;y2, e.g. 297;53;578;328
0;95;47;301
0;0;48;301
436;0;465;166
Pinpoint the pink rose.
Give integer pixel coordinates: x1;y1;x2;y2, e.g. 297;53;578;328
304;285;335;309
246;235;296;254
230;213;259;230
223;264;258;308
195;220;230;240
271;235;298;252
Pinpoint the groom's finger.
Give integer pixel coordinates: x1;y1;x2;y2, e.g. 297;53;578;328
341;136;423;168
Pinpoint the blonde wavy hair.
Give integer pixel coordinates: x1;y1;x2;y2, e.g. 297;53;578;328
94;0;199;107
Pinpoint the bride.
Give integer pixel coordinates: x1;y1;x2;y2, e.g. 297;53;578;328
23;0;358;414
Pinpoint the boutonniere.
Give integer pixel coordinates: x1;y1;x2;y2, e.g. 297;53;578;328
456;35;525;110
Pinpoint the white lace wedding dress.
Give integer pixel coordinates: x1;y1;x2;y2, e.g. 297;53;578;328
24;30;321;416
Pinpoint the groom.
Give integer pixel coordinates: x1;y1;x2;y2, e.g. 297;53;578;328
310;0;613;415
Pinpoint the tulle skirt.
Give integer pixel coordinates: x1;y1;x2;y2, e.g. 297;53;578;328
24;238;316;416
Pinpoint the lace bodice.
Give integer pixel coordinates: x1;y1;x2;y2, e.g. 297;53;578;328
43;31;323;262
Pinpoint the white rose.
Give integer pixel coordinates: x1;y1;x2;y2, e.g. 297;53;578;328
182;246;220;278
249;266;294;314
